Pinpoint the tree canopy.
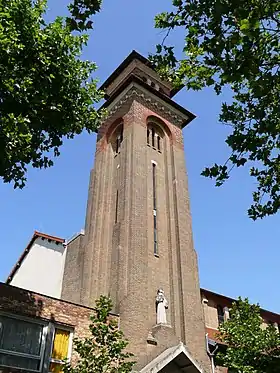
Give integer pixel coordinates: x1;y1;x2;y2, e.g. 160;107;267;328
0;0;103;188
216;298;280;373
63;295;135;373
151;0;280;220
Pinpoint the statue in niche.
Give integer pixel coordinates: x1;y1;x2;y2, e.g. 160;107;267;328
156;289;168;324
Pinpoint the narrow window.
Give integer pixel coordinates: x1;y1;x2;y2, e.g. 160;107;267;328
115;190;119;224
147;129;150;145
157;135;161;151
152;163;156;210
152;163;158;255
114;125;123;154
116;136;120;154
152;128;155;147
153;213;158;255
217;305;224;325
116;133;123;154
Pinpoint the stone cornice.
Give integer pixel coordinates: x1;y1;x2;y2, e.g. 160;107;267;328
98;81;193;129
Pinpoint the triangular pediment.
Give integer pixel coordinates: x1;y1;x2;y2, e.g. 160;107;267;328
139;343;206;373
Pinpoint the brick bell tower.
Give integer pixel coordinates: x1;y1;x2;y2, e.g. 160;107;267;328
62;51;210;372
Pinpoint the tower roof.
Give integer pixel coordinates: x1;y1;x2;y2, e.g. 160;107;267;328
99;50;195;128
99;50;182;99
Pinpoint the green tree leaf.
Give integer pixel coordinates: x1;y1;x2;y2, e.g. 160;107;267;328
63;295;135;373
151;0;280;219
216;298;280;373
0;0;104;188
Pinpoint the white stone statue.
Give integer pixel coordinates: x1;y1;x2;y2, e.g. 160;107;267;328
156;289;168;324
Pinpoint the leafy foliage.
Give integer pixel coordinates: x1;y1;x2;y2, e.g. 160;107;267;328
0;0;103;188
151;0;280;219
67;0;102;32
63;295;135;373
216;297;280;373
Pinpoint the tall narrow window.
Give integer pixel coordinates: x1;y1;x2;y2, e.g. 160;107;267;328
217;305;225;325
157;135;161;151
152;128;155;147
147;129;150;145
113;124;123;155
153;213;157;255
116;136;120;154
115;190;119;224
152;163;156;211
152;163;158;255
116;132;123;154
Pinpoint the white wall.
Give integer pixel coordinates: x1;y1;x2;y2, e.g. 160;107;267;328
11;237;66;299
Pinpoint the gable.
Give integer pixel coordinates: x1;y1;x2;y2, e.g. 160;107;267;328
139;343;206;373
9;233;66;298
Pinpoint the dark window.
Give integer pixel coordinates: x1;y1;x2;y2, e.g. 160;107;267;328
152;163;157;210
114;124;123;155
147;129;150;145
152;128;155;147
115;190;119;224
0;315;45;371
153;213;158;255
116;133;123;154
0;315;72;373
217;305;224;325
152;163;158;255
157;136;161;151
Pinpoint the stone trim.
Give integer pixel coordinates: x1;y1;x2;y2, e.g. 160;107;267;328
139;342;206;373
99;82;190;129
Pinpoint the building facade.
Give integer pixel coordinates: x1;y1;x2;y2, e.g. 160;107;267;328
0;281;119;373
2;51;280;373
7;232;66;299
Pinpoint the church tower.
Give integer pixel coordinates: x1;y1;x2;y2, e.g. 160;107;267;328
62;51;210;372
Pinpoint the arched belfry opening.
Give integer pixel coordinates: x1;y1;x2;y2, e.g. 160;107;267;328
147;116;172;153
108;122;123;155
147;123;164;152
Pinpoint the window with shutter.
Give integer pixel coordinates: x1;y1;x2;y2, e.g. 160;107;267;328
49;328;71;373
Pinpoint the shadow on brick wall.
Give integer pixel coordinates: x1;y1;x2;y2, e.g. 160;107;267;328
0;282;43;318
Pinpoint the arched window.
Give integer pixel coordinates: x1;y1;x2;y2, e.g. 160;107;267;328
110;123;123;155
147;123;163;153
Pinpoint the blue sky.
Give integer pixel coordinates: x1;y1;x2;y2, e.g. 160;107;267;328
0;0;279;313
